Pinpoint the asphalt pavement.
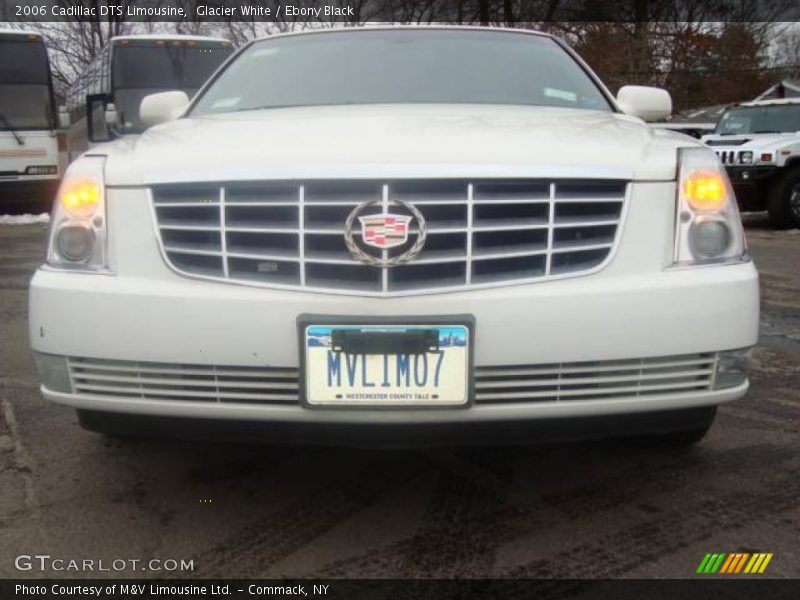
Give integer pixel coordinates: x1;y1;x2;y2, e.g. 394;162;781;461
0;215;798;579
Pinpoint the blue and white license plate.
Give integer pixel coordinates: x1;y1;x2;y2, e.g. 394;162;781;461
303;324;470;406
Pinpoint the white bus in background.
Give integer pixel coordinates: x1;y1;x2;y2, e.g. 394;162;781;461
66;35;234;160
0;29;67;213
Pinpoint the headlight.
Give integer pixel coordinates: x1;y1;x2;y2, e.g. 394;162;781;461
738;151;753;165
674;148;747;266
46;157;108;271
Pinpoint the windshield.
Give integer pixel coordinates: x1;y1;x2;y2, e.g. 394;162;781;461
191;30;612;116
113;43;232;133
716;105;800;135
0;38;54;129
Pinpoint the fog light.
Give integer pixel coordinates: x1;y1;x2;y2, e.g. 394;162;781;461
56;224;95;262
714;349;750;389
739;151;753;164
33;352;72;393
689;219;730;259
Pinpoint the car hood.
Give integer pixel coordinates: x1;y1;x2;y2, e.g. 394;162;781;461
702;132;799;149
102;104;693;185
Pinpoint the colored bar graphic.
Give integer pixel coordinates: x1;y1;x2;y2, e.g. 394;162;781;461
734;553;750;573
719;553;737;574
744;554;760;573
758;554;773;574
697;554;713;574
719;554;736;573
713;553;727;573
700;552;773;574
704;553;719;574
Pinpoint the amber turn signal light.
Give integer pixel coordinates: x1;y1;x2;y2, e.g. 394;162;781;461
682;170;727;211
60;178;101;216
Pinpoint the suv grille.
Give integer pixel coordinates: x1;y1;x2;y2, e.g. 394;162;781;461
151;179;628;296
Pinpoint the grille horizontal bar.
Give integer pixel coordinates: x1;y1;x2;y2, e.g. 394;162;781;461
68;358;299;404
68;353;716;406
474;353;716;403
150;179;627;296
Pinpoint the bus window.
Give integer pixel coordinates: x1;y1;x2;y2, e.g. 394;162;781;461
0;36;55;130
112;42;232;133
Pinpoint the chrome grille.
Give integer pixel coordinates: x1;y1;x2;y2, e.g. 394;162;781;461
150;179;628;295
68;357;298;404
716;150;736;165
474;353;716;404
68;354;717;406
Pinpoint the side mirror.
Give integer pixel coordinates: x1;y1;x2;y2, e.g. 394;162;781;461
57;106;71;130
86;94;113;143
616;86;672;122
105;103;119;128
140;91;189;128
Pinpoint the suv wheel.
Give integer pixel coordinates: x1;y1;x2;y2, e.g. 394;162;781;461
768;168;800;229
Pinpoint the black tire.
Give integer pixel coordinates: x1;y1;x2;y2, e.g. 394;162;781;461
627;406;716;448
767;168;800;229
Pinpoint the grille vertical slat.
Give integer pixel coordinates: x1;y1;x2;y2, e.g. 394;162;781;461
152;179;627;295
715;150;738;165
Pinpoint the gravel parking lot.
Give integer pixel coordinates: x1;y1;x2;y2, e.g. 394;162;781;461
0;217;798;579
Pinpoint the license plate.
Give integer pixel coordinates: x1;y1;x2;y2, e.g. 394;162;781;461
303;324;470;407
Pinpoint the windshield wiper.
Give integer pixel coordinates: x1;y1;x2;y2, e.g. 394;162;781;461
0;113;24;146
226;102;360;114
228;104;314;113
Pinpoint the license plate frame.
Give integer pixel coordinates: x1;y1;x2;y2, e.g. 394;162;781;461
298;314;475;409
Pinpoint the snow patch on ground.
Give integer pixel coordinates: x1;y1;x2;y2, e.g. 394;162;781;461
0;213;50;225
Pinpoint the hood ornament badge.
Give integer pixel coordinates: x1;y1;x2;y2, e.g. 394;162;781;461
344;199;426;267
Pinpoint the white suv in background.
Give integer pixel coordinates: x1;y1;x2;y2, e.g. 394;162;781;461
702;99;800;228
30;27;758;446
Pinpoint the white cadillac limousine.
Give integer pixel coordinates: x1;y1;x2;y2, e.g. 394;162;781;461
29;27;759;445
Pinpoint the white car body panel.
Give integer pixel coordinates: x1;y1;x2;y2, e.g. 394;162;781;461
102;105;681;186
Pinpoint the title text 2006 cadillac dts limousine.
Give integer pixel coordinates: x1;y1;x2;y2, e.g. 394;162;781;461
29;27;759;445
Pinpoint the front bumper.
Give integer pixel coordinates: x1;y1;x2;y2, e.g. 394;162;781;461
29;182;760;424
30;259;758;423
42;383;747;425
